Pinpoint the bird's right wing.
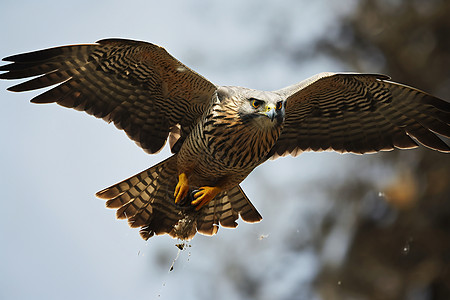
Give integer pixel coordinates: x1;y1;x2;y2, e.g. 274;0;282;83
0;38;217;154
269;73;450;158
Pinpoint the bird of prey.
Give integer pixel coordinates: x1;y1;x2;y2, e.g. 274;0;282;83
1;38;449;240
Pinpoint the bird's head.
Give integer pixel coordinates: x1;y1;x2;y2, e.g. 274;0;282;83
216;86;285;128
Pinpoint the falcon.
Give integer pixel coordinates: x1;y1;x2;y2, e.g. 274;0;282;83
1;38;449;240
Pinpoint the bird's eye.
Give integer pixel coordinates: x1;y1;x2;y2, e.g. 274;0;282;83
276;101;283;110
250;98;263;109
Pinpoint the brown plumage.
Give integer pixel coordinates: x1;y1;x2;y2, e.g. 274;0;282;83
1;39;449;240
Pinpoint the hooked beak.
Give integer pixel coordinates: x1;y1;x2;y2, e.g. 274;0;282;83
262;104;277;122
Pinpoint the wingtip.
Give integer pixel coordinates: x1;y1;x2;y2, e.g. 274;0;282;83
1;52;32;63
6;85;22;92
2;54;17;62
96;188;117;200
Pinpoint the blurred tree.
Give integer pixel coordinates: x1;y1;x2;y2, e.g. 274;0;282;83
325;0;449;94
308;0;450;299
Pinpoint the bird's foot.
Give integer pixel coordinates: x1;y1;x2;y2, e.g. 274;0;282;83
191;186;222;211
174;173;189;204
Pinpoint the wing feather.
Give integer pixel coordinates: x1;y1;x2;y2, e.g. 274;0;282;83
0;38;217;154
269;73;450;158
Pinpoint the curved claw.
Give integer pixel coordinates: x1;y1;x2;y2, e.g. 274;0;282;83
192;186;221;210
174;173;189;204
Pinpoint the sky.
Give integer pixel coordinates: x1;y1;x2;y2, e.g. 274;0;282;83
0;1;389;299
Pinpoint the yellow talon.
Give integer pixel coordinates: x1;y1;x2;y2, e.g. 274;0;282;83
192;186;221;210
174;173;189;204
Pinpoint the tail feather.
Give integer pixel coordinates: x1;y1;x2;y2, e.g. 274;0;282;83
196;186;262;236
96;154;262;240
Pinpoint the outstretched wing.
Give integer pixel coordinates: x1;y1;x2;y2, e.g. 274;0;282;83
269;72;450;158
0;38;217;154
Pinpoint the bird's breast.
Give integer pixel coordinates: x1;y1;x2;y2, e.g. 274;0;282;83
176;105;282;189
202;115;280;172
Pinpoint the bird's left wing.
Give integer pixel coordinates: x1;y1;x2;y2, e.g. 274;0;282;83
268;72;450;158
0;38;217;154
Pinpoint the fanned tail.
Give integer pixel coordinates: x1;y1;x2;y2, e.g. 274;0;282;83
96;154;262;240
196;185;262;236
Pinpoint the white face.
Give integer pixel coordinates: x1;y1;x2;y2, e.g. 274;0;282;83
215;86;285;128
239;89;285;126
